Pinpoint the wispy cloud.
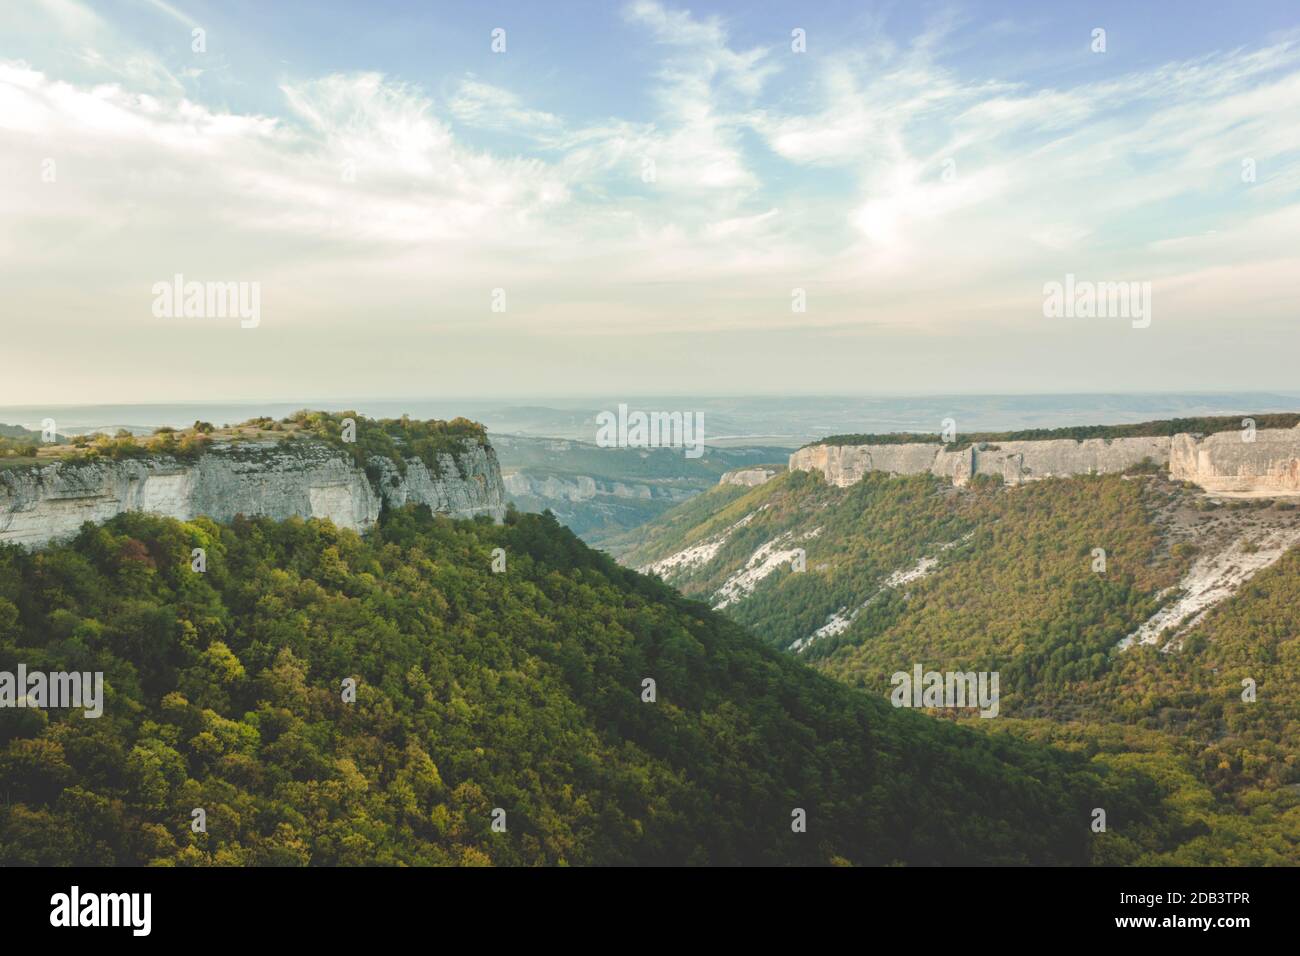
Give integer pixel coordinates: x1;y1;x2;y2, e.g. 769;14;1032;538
1;0;1298;402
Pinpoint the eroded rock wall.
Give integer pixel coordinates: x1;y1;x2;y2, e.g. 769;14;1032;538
1169;428;1300;494
718;468;780;488
0;439;506;548
787;443;942;488
954;437;1172;485
790;429;1300;496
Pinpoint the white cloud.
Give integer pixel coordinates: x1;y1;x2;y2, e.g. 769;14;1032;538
448;78;561;135
1;0;1299;402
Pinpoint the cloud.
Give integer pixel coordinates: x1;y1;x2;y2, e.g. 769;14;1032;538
448;78;562;135
135;0;197;29
1;0;1299;402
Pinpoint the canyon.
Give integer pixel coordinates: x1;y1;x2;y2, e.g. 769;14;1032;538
492;433;789;545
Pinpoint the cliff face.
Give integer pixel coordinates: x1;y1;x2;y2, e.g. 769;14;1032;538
0;439;506;548
788;443;941;487
934;436;1173;485
718;467;779;488
790;436;1172;488
1169;428;1300;494
791;429;1300;495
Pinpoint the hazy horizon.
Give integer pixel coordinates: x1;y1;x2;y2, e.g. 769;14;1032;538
7;390;1300;447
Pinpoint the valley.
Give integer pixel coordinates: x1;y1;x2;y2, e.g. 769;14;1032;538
492;433;787;547
623;420;1300;863
2;409;1298;865
0;476;1154;866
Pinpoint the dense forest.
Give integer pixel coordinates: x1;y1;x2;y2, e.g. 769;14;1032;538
0;506;1165;865
630;469;1300;863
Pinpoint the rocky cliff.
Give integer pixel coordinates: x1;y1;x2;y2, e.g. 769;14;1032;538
792;427;1300;495
789;443;940;487
1169;428;1300;494
718;467;780;488
0;438;506;548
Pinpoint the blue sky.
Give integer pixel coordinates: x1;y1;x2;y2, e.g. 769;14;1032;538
2;0;1298;402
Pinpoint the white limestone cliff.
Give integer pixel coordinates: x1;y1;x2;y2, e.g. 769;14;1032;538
0;438;506;549
1168;428;1300;495
718;467;780;488
790;428;1300;496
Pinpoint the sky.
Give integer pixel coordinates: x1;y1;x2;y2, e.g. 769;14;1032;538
1;0;1298;403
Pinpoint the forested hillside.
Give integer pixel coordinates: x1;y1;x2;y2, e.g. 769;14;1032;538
0;506;1162;865
628;469;1300;863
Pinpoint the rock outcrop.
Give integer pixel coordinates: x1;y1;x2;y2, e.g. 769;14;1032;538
792;427;1300;496
789;437;1169;488
718;467;780;488
934;437;1172;486
1169;428;1300;495
789;443;940;487
0;438;506;548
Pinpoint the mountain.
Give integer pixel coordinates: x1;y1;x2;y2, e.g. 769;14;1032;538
4;413;1293;865
0;412;505;548
0;504;1167;866
622;419;1300;863
3;411;789;551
